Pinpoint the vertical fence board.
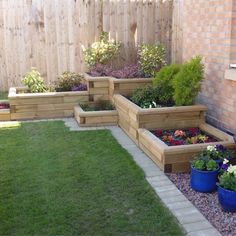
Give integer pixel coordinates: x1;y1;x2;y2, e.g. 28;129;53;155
0;0;174;91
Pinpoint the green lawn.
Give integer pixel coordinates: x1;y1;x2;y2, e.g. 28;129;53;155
0;121;183;235
0;91;8;100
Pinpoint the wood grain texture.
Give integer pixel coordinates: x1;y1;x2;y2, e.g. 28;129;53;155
0;0;173;91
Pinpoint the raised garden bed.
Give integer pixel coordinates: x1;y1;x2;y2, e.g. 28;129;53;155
74;104;118;127
9;87;89;120
113;94;207;144
83;73;153;100
109;77;153;98
138;123;236;173
0;100;10;121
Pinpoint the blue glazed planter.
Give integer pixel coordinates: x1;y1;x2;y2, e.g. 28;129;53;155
218;185;236;212
190;166;219;193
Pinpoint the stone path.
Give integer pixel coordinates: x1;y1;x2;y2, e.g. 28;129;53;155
0;118;222;236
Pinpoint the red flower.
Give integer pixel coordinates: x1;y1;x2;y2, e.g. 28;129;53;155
155;129;163;137
174;130;186;137
170;140;184;146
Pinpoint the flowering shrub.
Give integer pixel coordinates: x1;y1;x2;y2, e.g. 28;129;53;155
153;128;217;146
219;163;236;191
83;32;121;68
138;43;166;77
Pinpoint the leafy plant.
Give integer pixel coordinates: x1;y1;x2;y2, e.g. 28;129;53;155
219;165;236;191
172;56;204;106
153;64;181;105
131;85;160;108
55;71;84;92
22;68;47;93
83;32;121;68
138;43;166;77
191;155;218;171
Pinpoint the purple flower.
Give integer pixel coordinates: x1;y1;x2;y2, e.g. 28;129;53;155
72;84;87;91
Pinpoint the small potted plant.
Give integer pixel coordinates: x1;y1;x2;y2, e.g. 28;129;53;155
218;162;236;212
191;154;219;193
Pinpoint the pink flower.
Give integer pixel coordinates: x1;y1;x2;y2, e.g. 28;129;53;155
174;130;186;137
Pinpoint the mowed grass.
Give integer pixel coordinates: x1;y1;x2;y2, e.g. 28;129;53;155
0;121;183;235
0;91;8;100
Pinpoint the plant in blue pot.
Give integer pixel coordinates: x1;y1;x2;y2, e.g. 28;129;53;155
218;163;236;212
203;145;233;167
190;154;219;193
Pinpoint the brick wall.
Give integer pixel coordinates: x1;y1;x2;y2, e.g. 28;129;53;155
180;0;236;134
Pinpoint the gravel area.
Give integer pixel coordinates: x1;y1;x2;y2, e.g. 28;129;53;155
167;173;236;236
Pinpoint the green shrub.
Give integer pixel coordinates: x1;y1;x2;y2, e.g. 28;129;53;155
55;71;83;92
138;43;166;77
131;85;160;108
83;32;121;68
22;68;47;93
172;56;204;106
153;64;181;105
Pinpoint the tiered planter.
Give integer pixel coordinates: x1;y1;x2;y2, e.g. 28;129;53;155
113;94;207;144
83;73;110;101
83;73;153;99
0;100;10;121
9;87;89;120
74;105;118;127
113;94;236;172
138;123;236;173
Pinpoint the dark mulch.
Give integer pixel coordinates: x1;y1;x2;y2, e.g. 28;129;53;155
167;173;236;236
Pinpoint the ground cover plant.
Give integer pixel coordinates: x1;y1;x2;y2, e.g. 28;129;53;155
0;121;183;235
152;127;218;146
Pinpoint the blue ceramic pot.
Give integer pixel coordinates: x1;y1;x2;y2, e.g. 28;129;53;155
218;185;236;212
190;166;219;193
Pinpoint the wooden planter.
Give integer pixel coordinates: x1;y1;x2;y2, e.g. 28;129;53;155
84;73;153;99
9;87;89;120
113;94;207;144
138;123;236;173
0;100;10;121
74;105;118;127
109;77;153;98
83;73;111;101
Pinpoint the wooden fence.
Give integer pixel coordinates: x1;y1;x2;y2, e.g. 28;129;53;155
0;0;174;90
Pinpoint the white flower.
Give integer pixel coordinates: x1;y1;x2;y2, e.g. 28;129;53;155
207;145;216;152
227;165;236;176
223;159;229;165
